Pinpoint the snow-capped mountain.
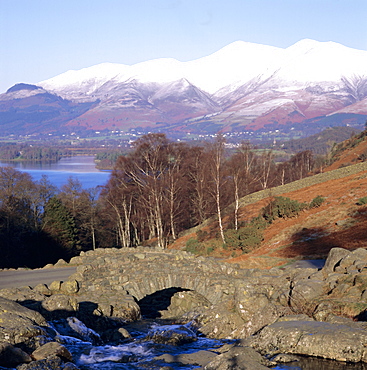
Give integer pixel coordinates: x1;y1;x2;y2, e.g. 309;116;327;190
1;39;367;136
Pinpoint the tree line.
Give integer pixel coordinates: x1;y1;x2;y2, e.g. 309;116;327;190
0;133;318;268
0;143;67;161
102;134;316;248
0;168;103;268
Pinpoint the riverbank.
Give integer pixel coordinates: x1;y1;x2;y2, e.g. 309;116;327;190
1;246;367;369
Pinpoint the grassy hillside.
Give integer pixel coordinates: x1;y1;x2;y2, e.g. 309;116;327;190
324;129;367;171
169;159;367;269
280;126;359;155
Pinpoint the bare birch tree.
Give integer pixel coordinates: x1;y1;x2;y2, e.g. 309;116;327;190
207;135;226;244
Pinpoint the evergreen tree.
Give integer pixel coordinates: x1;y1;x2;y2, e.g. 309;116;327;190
42;197;79;259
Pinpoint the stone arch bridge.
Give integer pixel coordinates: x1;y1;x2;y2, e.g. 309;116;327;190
69;247;255;305
65;246;289;315
61;247;294;328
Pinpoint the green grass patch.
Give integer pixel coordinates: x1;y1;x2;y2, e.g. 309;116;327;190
357;196;367;205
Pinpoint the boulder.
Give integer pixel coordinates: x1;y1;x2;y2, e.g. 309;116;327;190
0;287;46;312
0;342;31;367
32;342;73;362
232;278;291;338
234;302;289;339
271;353;299;363
160;290;211;319
66;317;101;344
0;297;50;347
182;304;245;339
109;294;141;322
19;334;53;353
246;320;367;363
204;345;272;370
155;350;217;367
60;280;79;294
41;295;79;318
16;355;71;370
290;279;326;314
339;248;367;272
322;247;351;276
49;280;62;292
101;327;132;343
146;324;197;345
33;284;52;296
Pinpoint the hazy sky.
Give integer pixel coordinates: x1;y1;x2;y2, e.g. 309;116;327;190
1;0;367;93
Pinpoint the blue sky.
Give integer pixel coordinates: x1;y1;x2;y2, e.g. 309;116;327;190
1;0;367;93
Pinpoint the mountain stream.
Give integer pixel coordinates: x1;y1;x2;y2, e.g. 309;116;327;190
49;317;367;370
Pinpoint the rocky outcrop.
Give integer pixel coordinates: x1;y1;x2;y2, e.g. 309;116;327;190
159;290;211;319
246;319;367;363
0;342;31;367
31;342;73;362
204;344;273;370
2;246;367;367
154;350;217;367
16;355;78;370
0;298;80;369
182;303;247;339
0;297;50;349
146;324;197;345
154;343;274;369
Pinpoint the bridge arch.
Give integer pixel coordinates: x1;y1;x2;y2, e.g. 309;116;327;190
123;271;225;305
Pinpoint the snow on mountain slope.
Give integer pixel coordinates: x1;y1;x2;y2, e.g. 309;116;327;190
39;39;367;100
40;62;130;99
5;39;366;135
183;40;283;94
39;41;283;97
277;39;367;85
150;78;219;119
39;41;283;98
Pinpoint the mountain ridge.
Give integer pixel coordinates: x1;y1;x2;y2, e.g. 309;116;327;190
1;39;367;137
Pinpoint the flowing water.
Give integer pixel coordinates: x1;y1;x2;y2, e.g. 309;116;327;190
53;319;229;369
49;317;367;370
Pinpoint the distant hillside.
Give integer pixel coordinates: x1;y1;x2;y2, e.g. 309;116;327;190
1;39;367;138
171;130;367;268
228;161;367;268
280;126;360;155
0;84;95;135
324;128;367;171
170;158;367;268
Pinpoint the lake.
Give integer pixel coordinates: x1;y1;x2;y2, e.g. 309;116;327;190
0;156;111;189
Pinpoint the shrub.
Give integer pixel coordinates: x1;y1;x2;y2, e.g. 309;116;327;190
357;196;367;206
250;215;268;230
185;238;202;254
206;247;214;255
309;195;325;208
196;229;208;242
224;221;265;252
262;196;307;223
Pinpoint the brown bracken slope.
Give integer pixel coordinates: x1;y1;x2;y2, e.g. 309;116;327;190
170;136;367;269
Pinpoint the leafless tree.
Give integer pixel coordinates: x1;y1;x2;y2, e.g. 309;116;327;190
206;135;227;244
228;142;260;230
257;150;275;190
